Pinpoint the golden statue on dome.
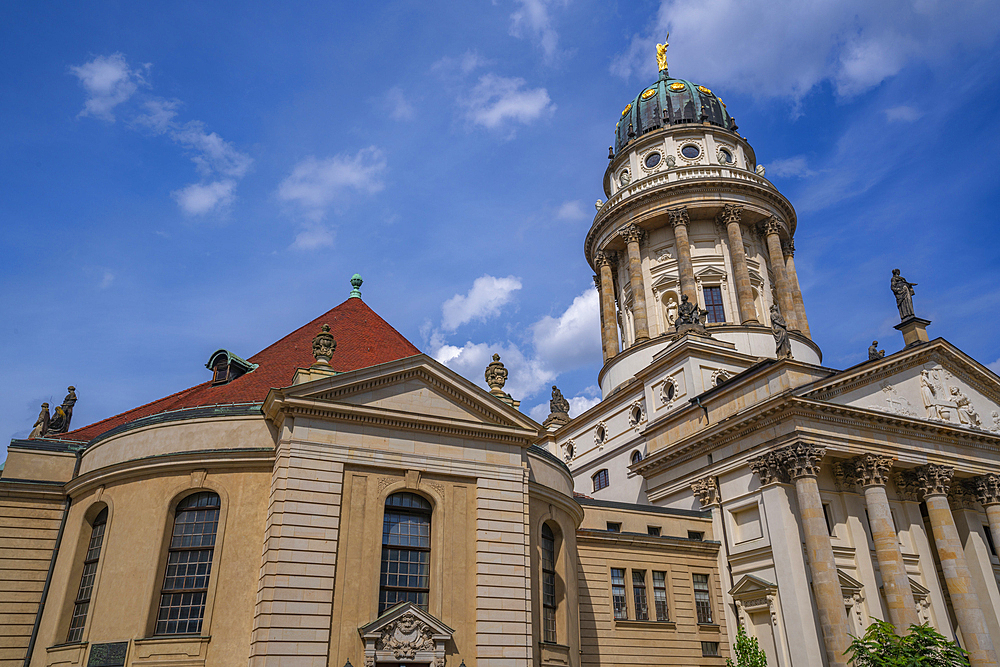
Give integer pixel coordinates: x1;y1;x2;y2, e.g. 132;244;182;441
656;33;669;72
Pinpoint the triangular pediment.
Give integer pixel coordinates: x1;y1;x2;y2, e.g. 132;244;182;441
801;340;1000;436
359;602;454;638
838;570;864;595
695;266;728;279
729;574;777;599
263;354;540;439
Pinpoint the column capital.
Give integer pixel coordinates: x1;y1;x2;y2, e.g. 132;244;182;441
781;238;795;256
718;203;743;226
748;450;788;486
595;250;617;269
973;473;1000;507
620;223;646;245
761;215;783;237
691;476;720;508
593;274;601;289
851;453;894;488
668;207;690;228
904;464;955;498
948;479;980;510
781;442;827;479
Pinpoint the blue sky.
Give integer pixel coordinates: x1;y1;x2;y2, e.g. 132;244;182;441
3;0;1000;458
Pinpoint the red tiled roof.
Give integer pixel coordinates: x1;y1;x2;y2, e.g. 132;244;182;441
56;298;421;443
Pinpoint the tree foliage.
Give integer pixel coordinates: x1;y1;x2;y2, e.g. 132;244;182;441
845;620;969;667
727;623;768;667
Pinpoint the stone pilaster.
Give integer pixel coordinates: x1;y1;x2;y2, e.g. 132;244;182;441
620;223;650;342
762;217;798;332
909;465;999;667
668;208;698;303
851;454;919;630
782;444;851;667
781;239;810;338
719;204;758;324
973;474;1000;573
595;252;619;362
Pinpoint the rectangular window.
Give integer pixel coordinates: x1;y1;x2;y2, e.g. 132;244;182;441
541;525;557;643
652;571;669;621
826;504;837;536
632;570;649;620
156;493;220;635
703;286;725;323
647;526;661;536
687;530;704;541
67;512;107;643
607;522;621;533
702;641;720;657
611;568;628;620
693;574;713;624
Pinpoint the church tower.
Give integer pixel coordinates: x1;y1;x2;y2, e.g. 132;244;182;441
590;40;821;399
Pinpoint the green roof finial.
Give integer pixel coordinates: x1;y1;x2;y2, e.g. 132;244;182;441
349;273;363;299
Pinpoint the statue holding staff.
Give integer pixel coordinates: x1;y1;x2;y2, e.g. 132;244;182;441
891;269;917;320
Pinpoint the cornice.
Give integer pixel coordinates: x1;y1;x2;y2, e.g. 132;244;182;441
528;480;585;527
576;529;721;554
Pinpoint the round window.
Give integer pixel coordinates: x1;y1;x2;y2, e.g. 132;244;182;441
619;170;631;186
596;426;606;443
681;144;700;159
631;405;642;423
644;152;661;169
719;148;733;164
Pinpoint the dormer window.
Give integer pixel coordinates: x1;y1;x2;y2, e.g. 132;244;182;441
205;350;258;386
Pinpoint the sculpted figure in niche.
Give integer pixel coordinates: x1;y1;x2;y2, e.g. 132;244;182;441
891;268;917;320
665;297;678;327
28;403;50;439
950;386;981;427
771;305;792;359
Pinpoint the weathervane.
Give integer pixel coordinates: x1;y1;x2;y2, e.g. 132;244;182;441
656;33;669;72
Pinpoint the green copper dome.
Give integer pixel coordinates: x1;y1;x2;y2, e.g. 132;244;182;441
613;70;737;155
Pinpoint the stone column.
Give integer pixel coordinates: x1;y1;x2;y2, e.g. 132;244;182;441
668;207;698;303
852;454;919;630
621;223;650;342
782;239;810;338
974;474;1000;561
595;252;619;362
719;204;759;324
912;465;998;667
750;445;851;667
762;217;798;332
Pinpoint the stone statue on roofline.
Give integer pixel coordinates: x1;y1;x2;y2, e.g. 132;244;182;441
868;341;885;361
891;268;917;320
28;403;50;439
41;386;77;436
543;386;571;429
771;305;792;359
673;294;710;337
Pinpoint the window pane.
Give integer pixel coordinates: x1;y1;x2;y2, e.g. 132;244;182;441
611;568;627;620
380;493;432;614
632;570;648;621
156;493;219;635
703;287;725;323
693;574;712;624
653;571;668;621
67;510;108;643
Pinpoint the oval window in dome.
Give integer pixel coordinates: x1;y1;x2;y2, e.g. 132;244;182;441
669;82;685;91
641;88;656;100
698;85;712;94
718;148;733;164
621;103;632;117
644;152;661;169
681;144;700;159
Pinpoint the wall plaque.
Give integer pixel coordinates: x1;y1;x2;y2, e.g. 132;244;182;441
87;642;128;667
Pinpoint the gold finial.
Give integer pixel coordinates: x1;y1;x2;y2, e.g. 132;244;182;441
656;33;669;72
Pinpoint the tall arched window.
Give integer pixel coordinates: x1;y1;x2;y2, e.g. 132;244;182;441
67;507;108;643
380;492;431;614
155;492;220;635
541;524;557;642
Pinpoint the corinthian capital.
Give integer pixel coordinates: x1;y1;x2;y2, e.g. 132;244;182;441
691;476;720;508
595;250;617;269
620;223;646;245
911;464;954;498
749;451;787;486
718;203;743;226
781;239;795;256
973;473;1000;507
851;453;894;488
668;207;690;228
780;442;826;479
762;215;783;236
593;274;601;290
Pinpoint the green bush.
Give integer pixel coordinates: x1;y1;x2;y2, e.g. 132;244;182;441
727;624;768;667
845;620;969;666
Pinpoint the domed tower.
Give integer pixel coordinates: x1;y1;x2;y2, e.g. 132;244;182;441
589;42;821;396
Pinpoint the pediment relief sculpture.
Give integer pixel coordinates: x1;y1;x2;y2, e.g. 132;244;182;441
377;612;436;659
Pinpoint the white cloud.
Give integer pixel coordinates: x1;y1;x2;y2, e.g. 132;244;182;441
988;358;1000;376
277;147;387;221
434;341;555;402
99;270;115;289
172;180;236;215
431;51;490;77
133;98;180;133
441;275;523;331
70;53;147;121
529;388;602;423
509;0;566;61
172;122;253;179
291;223;336;251
611;0;1000;100
385;87;414;121
556;200;587;221
531;288;601;373
768;156;816;179
885;105;923;122
463;74;555;130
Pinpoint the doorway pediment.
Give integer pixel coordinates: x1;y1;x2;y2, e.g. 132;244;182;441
359;602;454;667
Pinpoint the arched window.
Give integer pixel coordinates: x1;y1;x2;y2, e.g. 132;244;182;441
155;492;220;635
593;469;610;492
67;507;108;643
380;492;431;614
630;450;643;465
541;524;557;642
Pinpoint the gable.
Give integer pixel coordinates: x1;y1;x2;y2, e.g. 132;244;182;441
332;374;500;425
804;343;1000;436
